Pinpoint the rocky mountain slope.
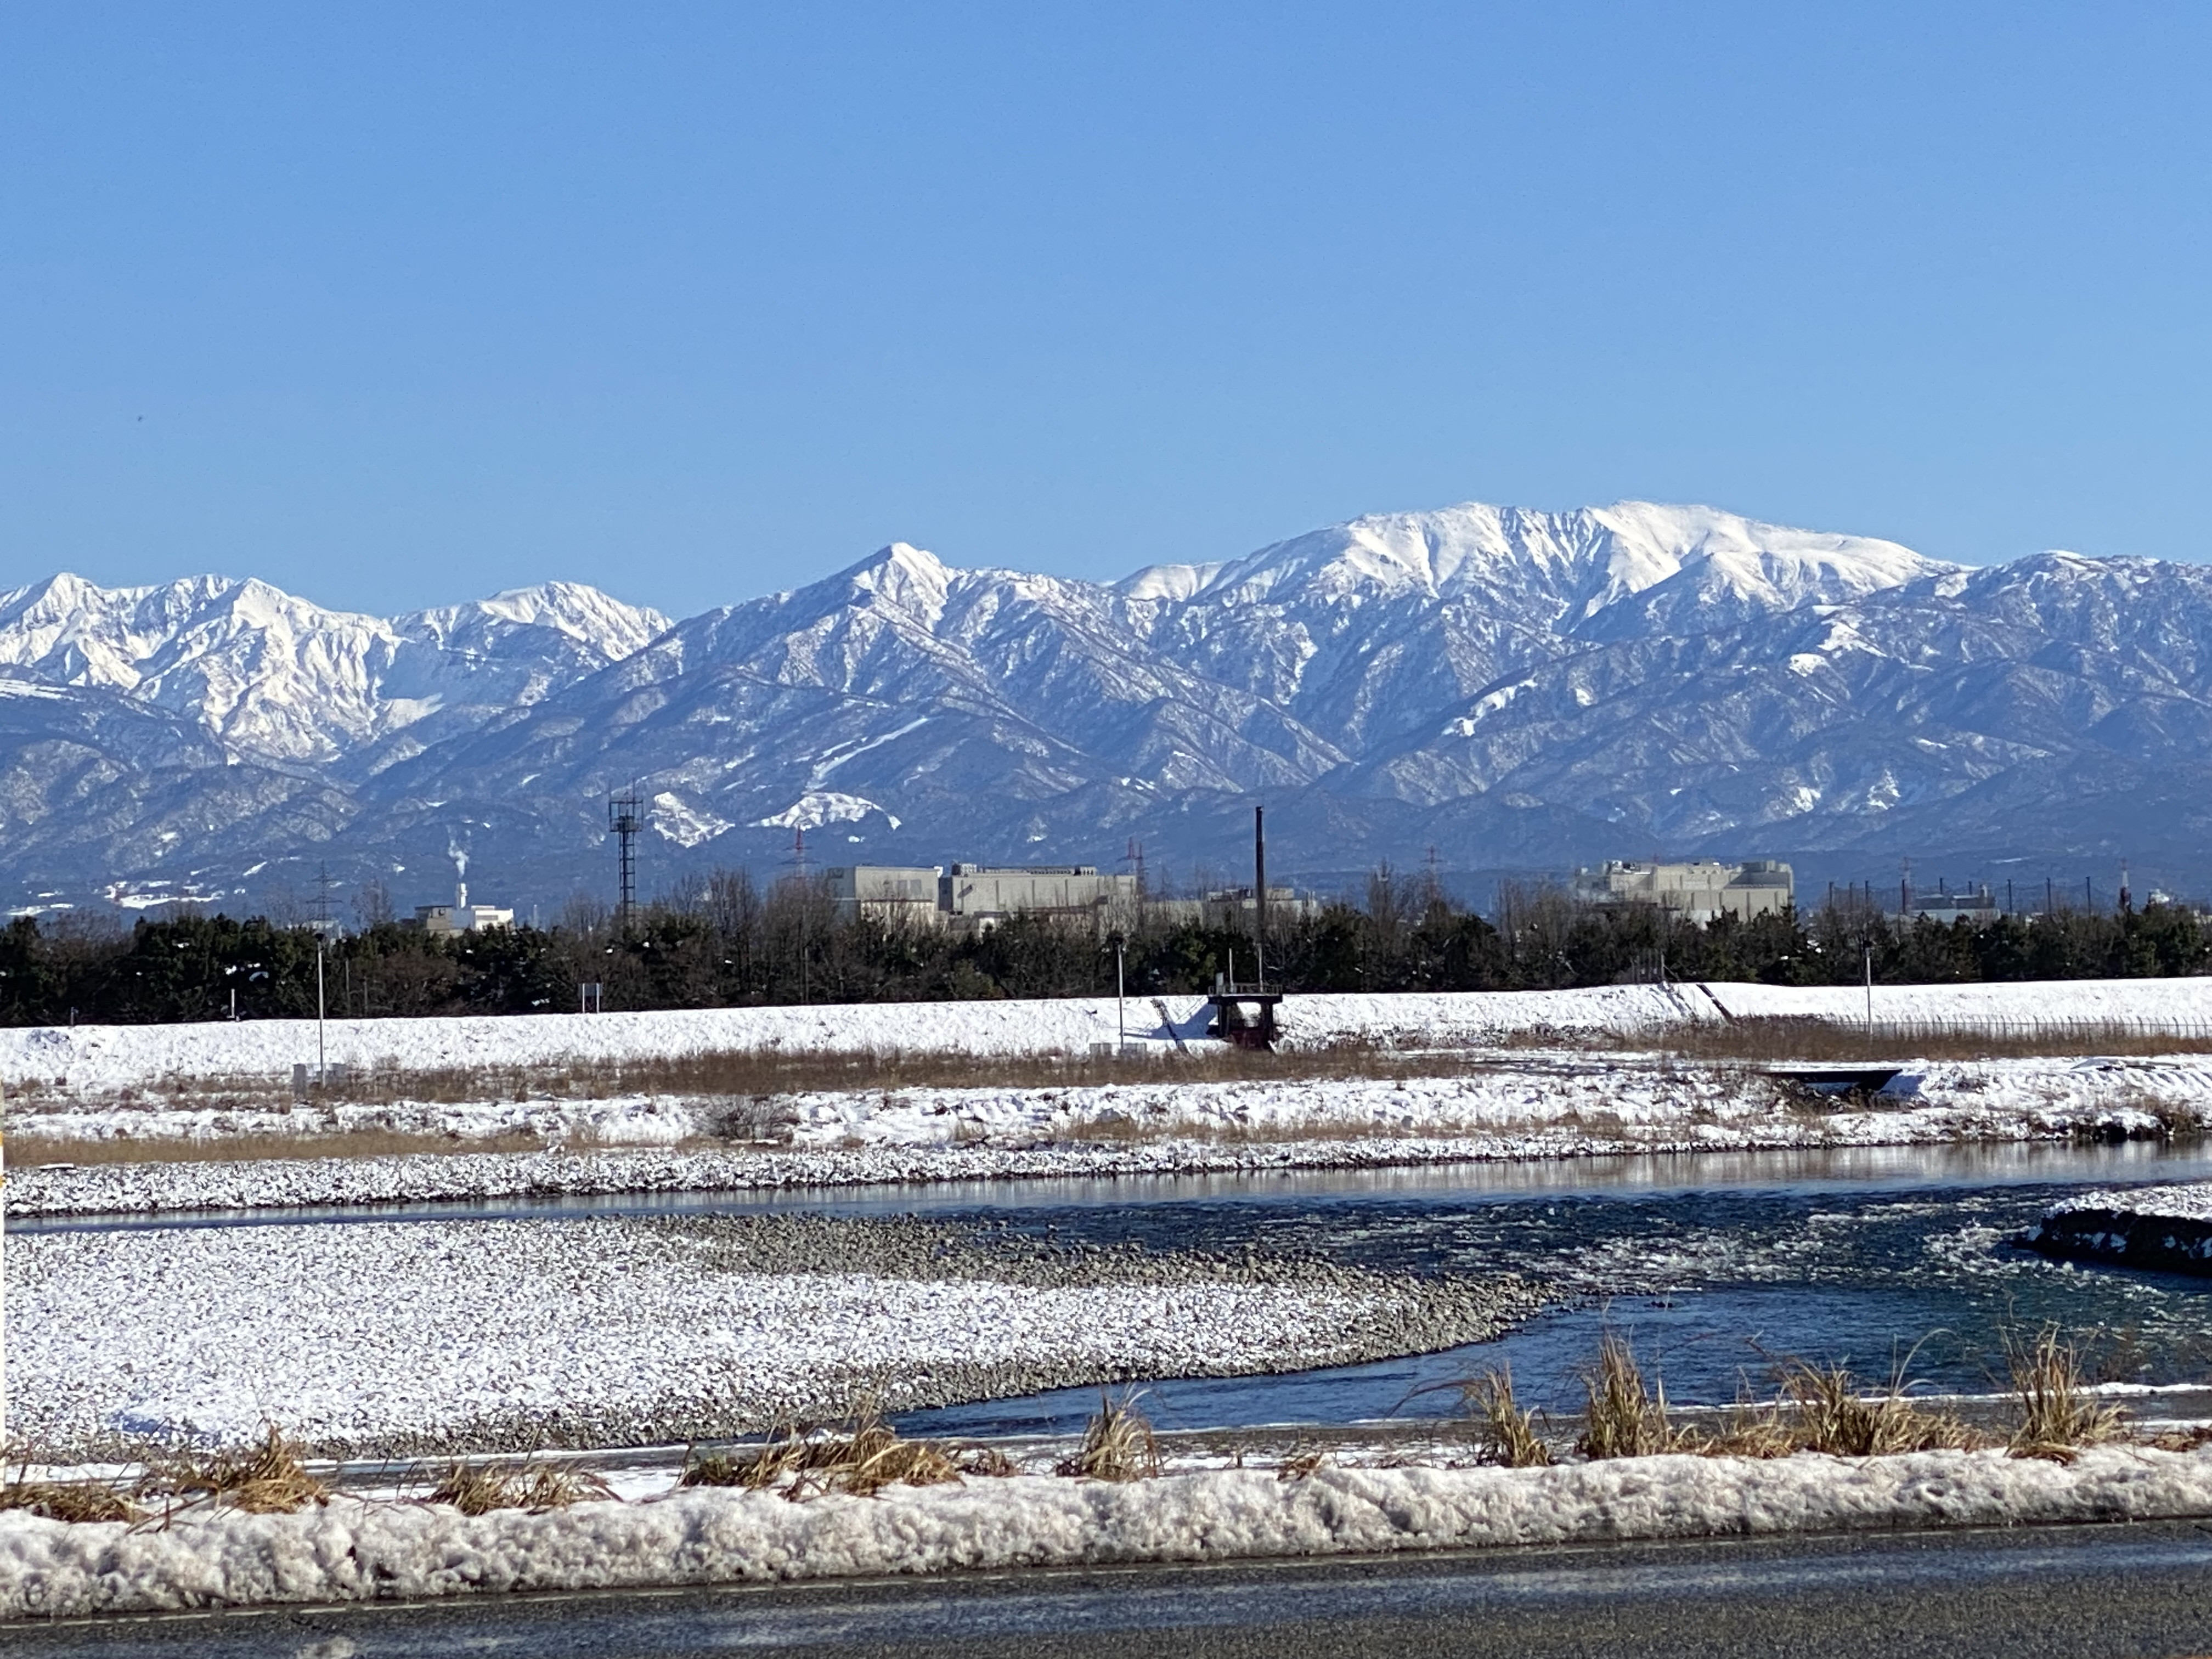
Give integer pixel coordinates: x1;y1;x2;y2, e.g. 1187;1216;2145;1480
2;503;2204;918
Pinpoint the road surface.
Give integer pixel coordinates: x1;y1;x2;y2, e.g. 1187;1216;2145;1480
14;1519;2212;1657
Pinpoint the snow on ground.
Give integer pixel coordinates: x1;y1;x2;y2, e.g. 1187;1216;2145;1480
786;1056;2212;1150
2019;1181;2212;1274
11;977;2211;1104
8;1216;1518;1460
10;1054;2209;1220
2042;1180;2212;1224
7;1446;2212;1618
1709;978;2212;1031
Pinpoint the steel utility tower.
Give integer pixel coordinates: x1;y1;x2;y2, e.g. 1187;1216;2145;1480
608;789;643;929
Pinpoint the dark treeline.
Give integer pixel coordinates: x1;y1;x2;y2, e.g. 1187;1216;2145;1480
2;870;2207;1026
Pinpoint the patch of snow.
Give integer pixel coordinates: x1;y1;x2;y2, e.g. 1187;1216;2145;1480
649;791;734;848
753;792;889;832
5;1447;2211;1617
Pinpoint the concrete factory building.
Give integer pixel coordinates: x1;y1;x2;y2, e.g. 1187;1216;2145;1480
1571;859;1795;924
827;863;1136;930
412;881;514;935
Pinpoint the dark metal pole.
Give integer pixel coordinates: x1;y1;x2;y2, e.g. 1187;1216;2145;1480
1253;804;1267;990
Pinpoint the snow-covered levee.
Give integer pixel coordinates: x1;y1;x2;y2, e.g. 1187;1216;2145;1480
8;1448;2212;1618
9;978;2212;1100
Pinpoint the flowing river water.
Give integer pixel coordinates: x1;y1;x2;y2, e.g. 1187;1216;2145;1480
29;1139;2212;1441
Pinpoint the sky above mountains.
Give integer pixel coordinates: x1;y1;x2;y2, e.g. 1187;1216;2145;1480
3;3;2206;618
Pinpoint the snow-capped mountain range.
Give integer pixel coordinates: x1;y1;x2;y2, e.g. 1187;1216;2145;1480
4;500;2207;917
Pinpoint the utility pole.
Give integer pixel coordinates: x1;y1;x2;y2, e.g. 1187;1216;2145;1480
1252;805;1268;991
313;863;334;1087
793;825;811;1005
1114;934;1126;1054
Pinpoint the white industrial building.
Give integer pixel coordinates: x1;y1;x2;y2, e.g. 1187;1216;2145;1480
411;881;514;936
826;863;1137;932
823;865;945;925
1570;859;1795;924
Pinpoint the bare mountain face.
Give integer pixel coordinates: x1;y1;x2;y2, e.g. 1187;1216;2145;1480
1;503;2204;918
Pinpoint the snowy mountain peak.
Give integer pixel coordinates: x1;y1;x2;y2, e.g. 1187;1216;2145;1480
836;542;956;625
402;581;669;659
5;495;2202;913
1116;561;1225;602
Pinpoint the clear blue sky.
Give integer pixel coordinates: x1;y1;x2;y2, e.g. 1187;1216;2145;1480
3;3;2205;618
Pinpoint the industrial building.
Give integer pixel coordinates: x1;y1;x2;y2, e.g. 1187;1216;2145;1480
1154;885;1325;928
825;863;1136;932
411;881;514;935
1570;859;1795;924
940;864;1135;927
823;865;945;926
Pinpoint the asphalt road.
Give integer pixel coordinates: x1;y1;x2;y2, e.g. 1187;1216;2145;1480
16;1521;2212;1658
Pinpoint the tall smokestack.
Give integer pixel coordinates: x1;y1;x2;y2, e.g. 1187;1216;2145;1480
2120;861;2132;915
456;880;468;911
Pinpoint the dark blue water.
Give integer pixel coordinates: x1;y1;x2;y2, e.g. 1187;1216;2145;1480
895;1140;2212;1436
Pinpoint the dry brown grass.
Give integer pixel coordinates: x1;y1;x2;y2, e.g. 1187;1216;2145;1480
1426;1367;1554;1468
681;1413;962;1499
149;1425;329;1514
2008;1327;2130;1460
954;1446;1021;1478
427;1460;613;1514
1760;1361;1979;1457
1056;1390;1163;1482
1577;1335;1679;1460
86;1043;1424;1118
1592;1014;2212;1064
9;1128;550;1169
0;1477;144;1523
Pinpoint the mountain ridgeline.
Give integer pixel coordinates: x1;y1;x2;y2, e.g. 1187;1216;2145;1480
2;500;2207;919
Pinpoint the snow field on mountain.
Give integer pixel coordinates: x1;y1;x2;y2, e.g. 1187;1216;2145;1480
10;977;2212;1107
9;1216;1502;1460
8;1446;2212;1618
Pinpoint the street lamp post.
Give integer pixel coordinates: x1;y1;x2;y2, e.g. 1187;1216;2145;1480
1115;936;1126;1054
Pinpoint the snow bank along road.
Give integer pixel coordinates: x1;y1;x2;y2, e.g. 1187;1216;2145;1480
9;977;2212;1103
8;1446;2212;1620
8;1212;1532;1462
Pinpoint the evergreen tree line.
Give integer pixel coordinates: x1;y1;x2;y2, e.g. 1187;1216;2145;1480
0;869;2205;1026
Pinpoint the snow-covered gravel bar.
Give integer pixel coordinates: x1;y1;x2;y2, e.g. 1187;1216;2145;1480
2023;1181;2212;1275
7;1214;1531;1461
8;1446;2212;1619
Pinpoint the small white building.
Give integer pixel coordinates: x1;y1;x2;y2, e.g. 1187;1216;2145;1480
413;881;514;936
1571;859;1794;924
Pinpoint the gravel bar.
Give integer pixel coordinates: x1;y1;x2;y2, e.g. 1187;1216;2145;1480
9;1212;1535;1462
